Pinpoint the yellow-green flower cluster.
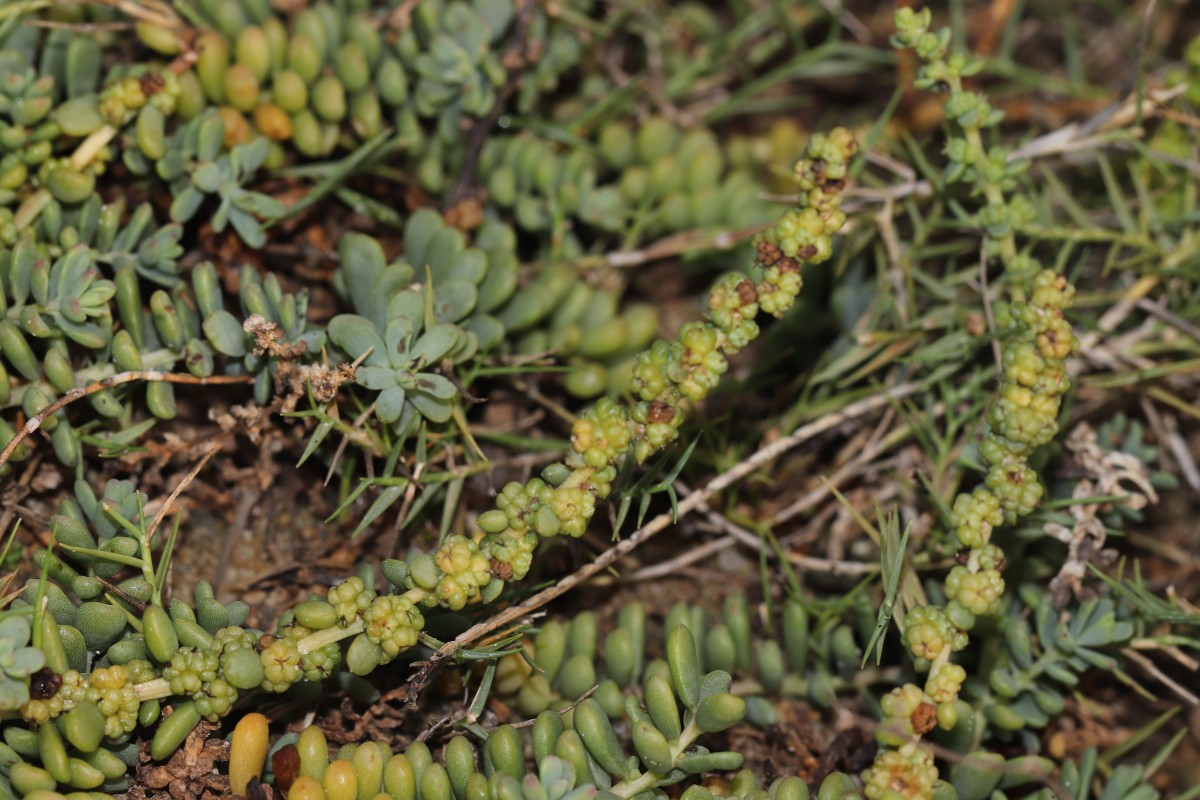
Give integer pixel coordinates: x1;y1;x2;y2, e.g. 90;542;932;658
572;398;636;468
276;624;340;683
902;606;966;663
163;647;236;721
878;684;934;744
363;595;424;659
97;67;180;125
259;636;302;693
432;537;492;610
862;746;939;800
163;648;217;697
21;663;144;738
327;575;375;626
871;10;1082;797
82;663;144;738
19;670;86;724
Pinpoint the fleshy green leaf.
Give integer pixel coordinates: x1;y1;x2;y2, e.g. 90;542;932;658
202;310;247;357
3;647;45;677
0;616;31;646
357;365;399;390
385;316;416;367
410;373;456;399
428;279;477;323
407;391;451;423
340;233;387;319
387;289;425;330
410;324;461;367
0;679;30;710
377;386;407;423
328;314;387;366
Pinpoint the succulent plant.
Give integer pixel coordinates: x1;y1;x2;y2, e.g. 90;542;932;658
0;134;855;789
0;201;322;467
983;591;1134;735
407;1;508;120
151;112;285;249
846;10;1090;795
328;232;471;428
222;625;867;800
494;595;872;727
0;613;44;710
478;120;776;249
0;4;1191;800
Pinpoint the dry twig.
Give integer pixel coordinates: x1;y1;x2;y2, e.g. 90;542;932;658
0;371;255;471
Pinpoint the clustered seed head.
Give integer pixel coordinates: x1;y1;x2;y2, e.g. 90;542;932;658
945;565;1006;619
571;398;634;468
300;639;341;682
259;637;302;693
862;746;939;800
364;595;424;659
193;676;237;721
496;479;556;535
433;536;492;610
214;626;259;655
487;530;539;581
97;68;180;126
706;274;760;352
757;261;803;318
924;662;966;706
877;684;932;743
549;486;594;538
19;669;86;724
902;606;966;663
327;576;376;626
949;487;1003;550
677;322;729;401
162;647;236;721
84;664;143;737
163;648;217;697
98;76;144;125
276;624;339;683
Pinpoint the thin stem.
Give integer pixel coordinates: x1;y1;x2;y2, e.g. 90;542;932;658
1;346;184;412
297;619;364;655
946;74;1018;273
134;678;172;701
0;369;254;470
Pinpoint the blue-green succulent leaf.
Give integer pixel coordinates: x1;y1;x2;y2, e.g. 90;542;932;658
377;386;407;423
410;324;461;367
358;366;399;390
329;314;387;366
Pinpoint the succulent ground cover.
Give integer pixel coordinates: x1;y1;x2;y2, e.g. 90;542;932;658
1;3;1199;800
